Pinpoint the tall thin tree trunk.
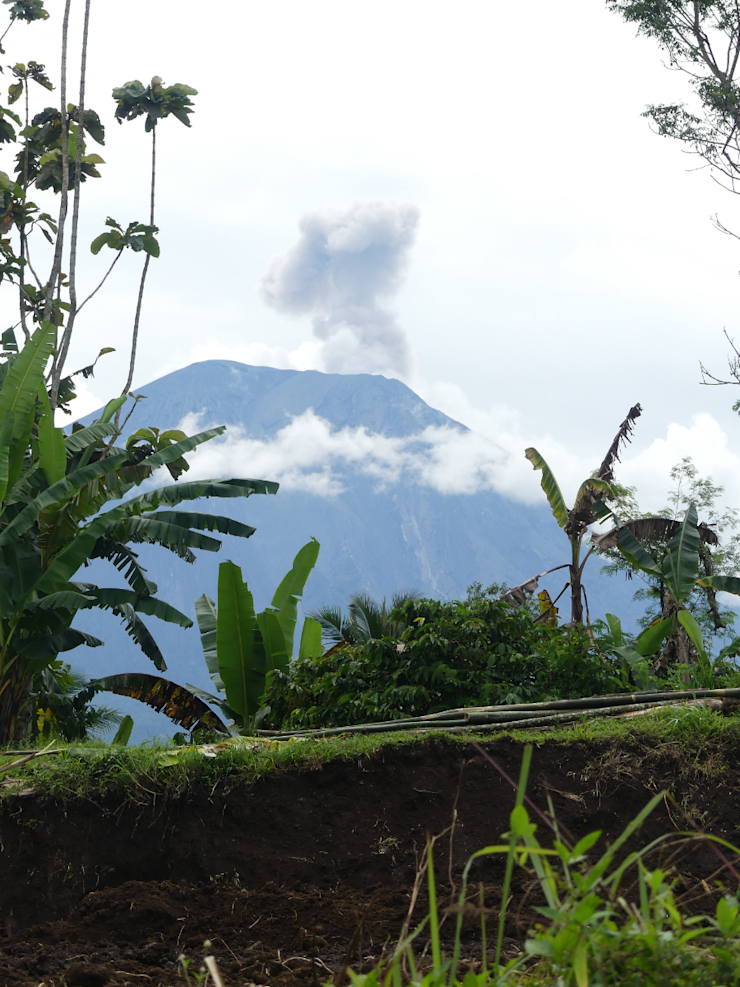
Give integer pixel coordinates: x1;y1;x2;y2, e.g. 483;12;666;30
120;125;156;402
51;0;92;408
18;75;31;341
43;0;72;328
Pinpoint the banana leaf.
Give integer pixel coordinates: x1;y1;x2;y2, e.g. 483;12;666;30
0;452;130;545
26;589;96;611
605;612;625;647
195;592;227;693
37;382;67;486
216;560;266;719
0;324;55;492
698;574;740;596
269;538;320;658
0;410;15;503
95;541;158;596
0;324;54;427
616;525;662;577
299;616;322;659
524;448;568;529
109;516;223;553
92;672;229;733
113;605;168;671
33;503;129;595
19;627;103;662
256;609;289;674
677;609;707;662
184;681;240;726
132;510;256;540
0;540;42;613
195;593;219;678
84;586;192;627
718;635;740;663
634;616;674;656
64;421;117;453
663;504;700;604
112;715;133;746
130;477;279;514
37;410;67;486
572;476;614;516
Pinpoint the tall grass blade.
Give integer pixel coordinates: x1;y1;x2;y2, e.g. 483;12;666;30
426;838;442;971
480;883;487;977
494;743;533;974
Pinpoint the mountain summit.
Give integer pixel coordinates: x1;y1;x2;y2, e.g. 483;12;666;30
117;360;463;438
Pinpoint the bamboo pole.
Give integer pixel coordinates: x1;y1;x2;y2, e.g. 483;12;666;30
255;687;739;739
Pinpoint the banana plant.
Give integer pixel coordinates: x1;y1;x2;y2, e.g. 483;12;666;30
607;503;740;672
0;323;279;742
190;539;323;733
525;404;642;624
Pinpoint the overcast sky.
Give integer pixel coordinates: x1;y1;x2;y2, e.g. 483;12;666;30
8;0;740;516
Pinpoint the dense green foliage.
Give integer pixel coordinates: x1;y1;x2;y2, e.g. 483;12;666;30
265;597;622;729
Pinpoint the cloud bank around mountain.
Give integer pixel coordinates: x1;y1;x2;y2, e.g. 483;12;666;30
260;202;419;377
180;409;506;498
178;402;740;516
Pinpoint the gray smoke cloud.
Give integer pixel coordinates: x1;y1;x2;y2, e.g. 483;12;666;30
260;202;419;376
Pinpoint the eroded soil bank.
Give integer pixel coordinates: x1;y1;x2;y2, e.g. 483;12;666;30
0;735;738;986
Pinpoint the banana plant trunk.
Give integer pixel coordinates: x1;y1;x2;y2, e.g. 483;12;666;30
569;536;585;625
0;664;31;745
655;595;691;682
569;564;584;624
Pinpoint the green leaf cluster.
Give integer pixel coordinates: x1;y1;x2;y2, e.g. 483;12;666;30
112;77;197;132
90;217;159;258
2;1;48;24
16;106;105;194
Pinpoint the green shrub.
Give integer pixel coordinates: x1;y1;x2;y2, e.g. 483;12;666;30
264;597;623;729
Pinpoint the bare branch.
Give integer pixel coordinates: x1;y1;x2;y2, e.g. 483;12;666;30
76;248;123;315
699;327;740;385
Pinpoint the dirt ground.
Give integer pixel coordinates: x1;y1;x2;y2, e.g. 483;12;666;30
0;735;738;987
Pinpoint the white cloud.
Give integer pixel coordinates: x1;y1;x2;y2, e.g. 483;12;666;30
619;413;740;514
181;409;509;497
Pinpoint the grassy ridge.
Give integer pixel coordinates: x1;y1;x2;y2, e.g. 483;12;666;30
1;703;739;803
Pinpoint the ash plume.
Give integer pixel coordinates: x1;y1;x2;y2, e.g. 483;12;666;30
261;202;419;376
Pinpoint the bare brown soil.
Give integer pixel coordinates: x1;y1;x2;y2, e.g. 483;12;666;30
0;735;738;987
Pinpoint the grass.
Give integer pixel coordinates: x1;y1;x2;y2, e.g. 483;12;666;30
1;702;740;804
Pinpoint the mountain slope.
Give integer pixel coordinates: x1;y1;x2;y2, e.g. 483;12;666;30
73;361;637;739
